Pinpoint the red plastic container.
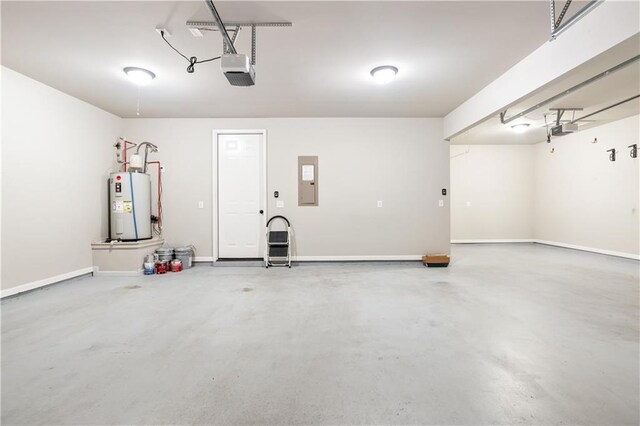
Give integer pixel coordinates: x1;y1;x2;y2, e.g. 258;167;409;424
155;260;168;274
170;259;182;272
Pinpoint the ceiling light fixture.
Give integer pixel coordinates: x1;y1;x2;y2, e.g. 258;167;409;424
371;65;398;84
123;67;156;85
511;123;530;133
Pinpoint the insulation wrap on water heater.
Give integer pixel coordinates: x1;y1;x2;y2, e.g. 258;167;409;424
109;172;151;241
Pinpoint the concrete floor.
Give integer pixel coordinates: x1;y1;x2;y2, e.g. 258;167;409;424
1;244;638;425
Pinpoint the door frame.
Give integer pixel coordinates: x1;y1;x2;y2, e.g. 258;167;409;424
212;129;267;262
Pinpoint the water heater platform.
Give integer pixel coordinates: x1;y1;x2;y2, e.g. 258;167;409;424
92;237;164;276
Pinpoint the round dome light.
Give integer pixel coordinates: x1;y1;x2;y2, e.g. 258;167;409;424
370;65;398;84
123;67;156;85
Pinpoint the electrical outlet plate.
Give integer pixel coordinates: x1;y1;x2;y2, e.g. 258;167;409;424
155;26;171;37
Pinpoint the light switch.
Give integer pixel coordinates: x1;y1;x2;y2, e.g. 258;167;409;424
377;200;383;208
276;201;284;208
438;200;444;207
198;201;204;209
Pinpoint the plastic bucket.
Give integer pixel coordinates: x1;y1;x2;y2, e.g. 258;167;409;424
155;247;174;262
143;262;155;275
155;260;169;274
174;246;194;269
171;259;182;272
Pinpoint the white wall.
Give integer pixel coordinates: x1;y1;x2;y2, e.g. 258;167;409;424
1;67;122;292
451;115;639;258
122;118;450;259
451;145;533;241
534;115;639;257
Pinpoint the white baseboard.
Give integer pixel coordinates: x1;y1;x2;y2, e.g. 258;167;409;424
1;267;94;298
451;239;534;244
451;239;639;260
534;240;640;260
194;256;214;262
292;255;423;262
199;255;423;263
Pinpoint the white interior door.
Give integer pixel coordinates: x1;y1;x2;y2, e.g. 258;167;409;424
218;133;265;259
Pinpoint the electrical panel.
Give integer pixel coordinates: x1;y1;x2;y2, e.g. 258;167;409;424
298;156;318;206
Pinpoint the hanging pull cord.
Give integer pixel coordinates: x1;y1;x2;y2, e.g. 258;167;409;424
160;30;221;74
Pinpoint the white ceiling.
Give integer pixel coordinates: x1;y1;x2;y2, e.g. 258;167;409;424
450;35;640;145
1;1;554;118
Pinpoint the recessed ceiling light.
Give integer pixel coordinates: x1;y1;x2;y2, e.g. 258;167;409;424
123;67;156;85
511;123;530;133
370;65;398;84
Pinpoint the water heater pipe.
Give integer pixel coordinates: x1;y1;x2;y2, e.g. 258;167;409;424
135;141;159;154
147;161;163;231
136;142;159;173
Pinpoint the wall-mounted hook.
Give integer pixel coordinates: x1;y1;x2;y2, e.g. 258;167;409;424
607;149;616;162
629;144;637;158
550;147;555;154
592;138;598;144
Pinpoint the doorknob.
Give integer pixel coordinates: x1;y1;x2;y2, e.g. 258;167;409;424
259;210;264;214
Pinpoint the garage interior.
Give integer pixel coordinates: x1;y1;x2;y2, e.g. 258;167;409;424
1;1;639;425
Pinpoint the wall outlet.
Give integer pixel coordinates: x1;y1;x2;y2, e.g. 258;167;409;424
377;200;383;208
438;200;444;207
155;26;171;37
198;201;204;209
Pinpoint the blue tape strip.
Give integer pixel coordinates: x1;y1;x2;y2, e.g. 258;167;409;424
129;172;139;239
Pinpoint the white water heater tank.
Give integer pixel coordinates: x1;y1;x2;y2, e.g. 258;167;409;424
109;172;151;241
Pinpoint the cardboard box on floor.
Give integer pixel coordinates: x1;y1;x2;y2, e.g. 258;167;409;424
422;254;450;268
